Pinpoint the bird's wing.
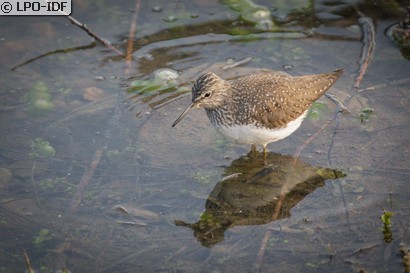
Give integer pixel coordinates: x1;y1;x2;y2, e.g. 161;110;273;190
231;70;342;129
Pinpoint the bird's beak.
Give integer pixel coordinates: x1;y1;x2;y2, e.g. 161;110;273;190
172;102;197;127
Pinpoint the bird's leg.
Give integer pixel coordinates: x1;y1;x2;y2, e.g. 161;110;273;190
263;144;268;164
250;144;257;160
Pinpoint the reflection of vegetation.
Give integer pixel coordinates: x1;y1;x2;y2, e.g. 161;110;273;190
359;107;374;123
317;168;346;179
127;69;180;96
390;6;410;60
391;6;410;46
26;81;54;115
381;209;393;243
381;210;393;226
40;265;53;273
128;79;175;95
106;149;121;163
289;1;314;18
400;245;410;273
307;101;330;121
127;68;191;112
221;0;275;30
33;228;53;247
29;138;56;158
39;177;67;190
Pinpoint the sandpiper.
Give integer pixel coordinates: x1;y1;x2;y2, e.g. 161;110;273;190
172;69;343;155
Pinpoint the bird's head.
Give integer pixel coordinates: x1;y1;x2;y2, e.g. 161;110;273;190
172;72;230;127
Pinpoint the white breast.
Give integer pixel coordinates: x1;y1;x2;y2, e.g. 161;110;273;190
215;112;307;146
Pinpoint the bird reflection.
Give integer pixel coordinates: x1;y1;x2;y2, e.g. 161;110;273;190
175;151;344;248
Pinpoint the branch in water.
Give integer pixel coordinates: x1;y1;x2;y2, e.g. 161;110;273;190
125;0;142;75
354;12;376;89
65;15;124;57
11;42;97;71
42;0;124;57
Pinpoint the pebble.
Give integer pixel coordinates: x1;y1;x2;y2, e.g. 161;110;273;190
151;6;162;12
153;68;179;81
83;87;104;101
163;15;177;22
283;64;294;70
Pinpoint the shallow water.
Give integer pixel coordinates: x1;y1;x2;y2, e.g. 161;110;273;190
1;0;410;272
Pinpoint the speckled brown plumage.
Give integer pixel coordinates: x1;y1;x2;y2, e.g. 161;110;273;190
172;69;343;147
205;70;343;130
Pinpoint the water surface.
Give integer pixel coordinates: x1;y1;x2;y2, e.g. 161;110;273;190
1;0;410;272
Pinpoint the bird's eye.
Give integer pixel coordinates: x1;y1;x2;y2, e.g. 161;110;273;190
204;92;211;98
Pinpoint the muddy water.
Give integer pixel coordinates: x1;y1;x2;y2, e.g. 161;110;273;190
1;0;410;272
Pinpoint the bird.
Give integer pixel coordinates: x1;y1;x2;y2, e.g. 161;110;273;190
172;69;343;157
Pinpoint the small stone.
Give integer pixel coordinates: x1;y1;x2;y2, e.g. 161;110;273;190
33;99;54;111
283;64;294;70
349;166;363;171
225;58;235;65
153;68;179;81
137;53;154;61
83;87;104;101
94;76;104;81
163;15;177;22
151;5;162;12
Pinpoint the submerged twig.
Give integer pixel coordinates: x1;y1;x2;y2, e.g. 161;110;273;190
354;12;376;89
69;147;105;212
254;81;348;270
68;2;139;212
325;94;349;113
255;155;305;271
254;194;285;272
23;252;35;273
294;119;334;159
325;12;376;163
67;93;123;212
11;42;97;71
125;0;142;75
